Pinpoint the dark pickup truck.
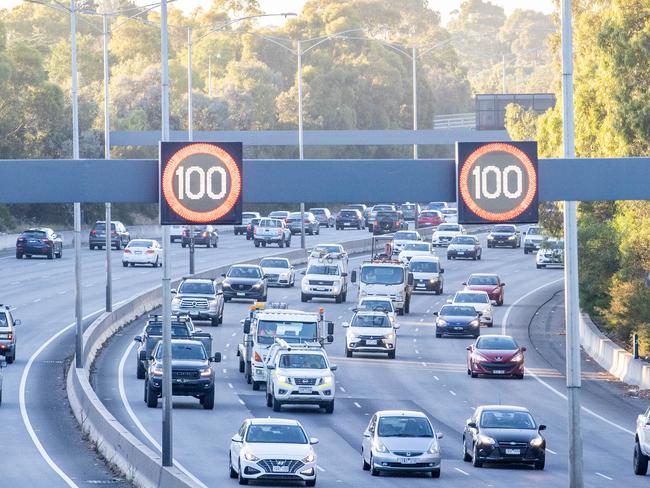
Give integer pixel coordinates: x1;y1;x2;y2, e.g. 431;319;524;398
134;315;212;379
372;211;408;235
144;339;221;410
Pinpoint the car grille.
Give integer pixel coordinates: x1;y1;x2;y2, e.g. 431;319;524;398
293;377;317;386
172;369;199;379
392;451;424;457
384;462;431;468
309;280;334;286
358;335;383;340
232;284;252;291
439;236;452;242
257;459;305;474
480;362;517;370
267;274;279;283
179;298;208;309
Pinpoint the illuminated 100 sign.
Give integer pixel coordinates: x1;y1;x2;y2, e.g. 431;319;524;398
457;141;538;224
159;142;243;225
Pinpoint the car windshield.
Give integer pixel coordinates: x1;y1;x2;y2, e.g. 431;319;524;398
374;205;393;211
455;292;489;304
178;281;214;294
452;237;475;245
246;424;307;444
0;312;7;326
358;300;394;313
394;232;418;240
93;223;115;231
439;305;476;316
480;410;536;430
437;224;459;232
261;219;281;227
146;324;191;337
156;342;206;360
269;212;287;218
351;314;391;328
360;266;404;285
409;261;440;273
403;243;429;251
260;259;289;269
279;353;327;369
22;230;47;238
377;416;433;438
242;212;257;219
228;267;262;278
428;202;445;210
402;204;415;210
307;265;340;275
339;211;357;217
287;212;302;220
467;275;498;286
527;227;542;235
477;336;518;350
310;209;326;215
441;209;457;215
257;321;318;344
493;225;515;233
127;240;154;248
314;245;342;254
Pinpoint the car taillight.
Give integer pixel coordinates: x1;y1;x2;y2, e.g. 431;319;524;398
43;239;52;245
277;229;282;235
183;229;189;236
17;237;25;242
247;224;252;230
145;249;155;254
254;351;262;362
304;220;310;224
374;220;379;226
124;249;131;254
90;230;96;236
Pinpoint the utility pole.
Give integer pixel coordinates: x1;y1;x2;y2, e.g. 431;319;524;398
187;26;195;275
297;40;306;249
561;0;583;486
160;0;173;468
102;10;112;312
412;47;419;230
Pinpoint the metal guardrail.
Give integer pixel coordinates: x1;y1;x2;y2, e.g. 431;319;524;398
433;113;477;129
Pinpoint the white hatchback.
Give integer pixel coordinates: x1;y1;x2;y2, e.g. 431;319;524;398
447;290;493;326
122;239;162;267
398;241;434;264
229;418;318;486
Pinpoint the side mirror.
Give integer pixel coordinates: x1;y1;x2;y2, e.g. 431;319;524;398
243;319;251;335
13;319;21;326
231;434;243;443
477;312;483;317
501;283;506;287
538;425;546;431
466;346;472;351
327;321;335;335
351;270;357;283
439;269;444;274
267;364;276;370
148;355;155;361
134;335;142;343
171;289;177;294
341;322;350;328
309;437;320;445
433;311;438;316
327;335;334;343
446;299;452;304
363;431;372;438
467;421;477;429
330;364;337;372
436;432;444;439
407;273;414;286
342;272;348;277
521;346;527;352
394;323;401;329
462;282;467;286
212;352;222;363
301;271;306;275
0;360;6;369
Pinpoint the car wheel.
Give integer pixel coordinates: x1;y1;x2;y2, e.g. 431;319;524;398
202;389;215;410
345;346;352;358
324;401;334;414
524;249;529;254
472;444;483;467
262;242;266;247
7;349;15;364
136;360;146;380
238;461;249;485
370;455;379;476
181;243;187;248
211;316;219;327
152;257;159;268
534;457;545;470
463;437;472;462
362;450;371;470
145;380;158;408
130;262;135;267
272;396;282;412
335;292;342;304
115;240;121;250
435;333;442;338
305;478;316;487
252;381;261;391
634;440;649;475
497;298;503;306
431;468;440;478
404;298;410;314
388;349;396;359
213;239;218;248
266;393;273;407
254;240;260;248
301;293;310;302
286;237;291;247
229;454;238;479
515;373;524;379
279;238;285;248
471;371;478;378
239;358;245;373
56;247;63;258
477;252;481;260
47;249;54;259
16;252;22;259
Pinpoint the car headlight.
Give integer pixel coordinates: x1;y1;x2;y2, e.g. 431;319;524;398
488;235;494;240
302;451;316;463
383;333;395;341
428;442;440;455
477;434;496;446
222;281;231;289
252;282;263;289
276;374;291;384
171;297;181;307
473;352;490;362
436;319;447;327
530;436;544;448
511;352;524;362
429;278;438;283
318;375;333;386
244;452;259;462
280;273;289;278
150;365;163;377
373;439;389;453
469;320;480;327
508;235;516;240
200;367;213;377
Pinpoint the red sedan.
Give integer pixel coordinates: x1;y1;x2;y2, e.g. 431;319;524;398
417;210;444;228
463;273;505;306
467;335;526;379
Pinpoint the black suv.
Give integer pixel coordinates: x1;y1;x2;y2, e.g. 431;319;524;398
89;221;130;250
487;224;521;248
181;225;218;248
372;211;406;235
16;228;63;259
336;209;364;230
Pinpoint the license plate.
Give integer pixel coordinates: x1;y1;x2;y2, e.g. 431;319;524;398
298;386;312;394
315;288;327;291
454;327;464;331
492;370;505;374
365;339;377;345
29;239;38;244
272;466;290;473
457;251;465;254
400;458;418;464
134;251;142;255
416;285;426;289
237;292;246;297
505;448;520;455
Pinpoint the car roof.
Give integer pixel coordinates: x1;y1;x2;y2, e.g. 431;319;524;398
354;310;389;317
231;264;262;269
375;410;429;418
169;339;204;345
456;290;489;295
477;405;531;413
248;418;301;426
359;295;392;301
180;277;214;283
478;334;514;340
468;273;498;277
261;257;290;263
409;255;440;262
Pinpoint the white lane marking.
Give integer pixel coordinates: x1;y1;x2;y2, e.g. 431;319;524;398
354;402;362;409
433;376;439;381
10;281;21;285
454;467;470;476
58;290;67;295
33;298;41;303
415;350;420;355
228;383;233;389
426;309;431;314
118;341;209;488
415;327;419;332
316;465;325;472
20;320;82;488
337;315;343;320
222;368;227;374
421;362;426;367
503;278;635;436
225;343;230;348
238;399;245;405
546;448;557;455
339;386;346;393
595;473;613;481
419;318;424;322
231;332;236;337
449;390;456;396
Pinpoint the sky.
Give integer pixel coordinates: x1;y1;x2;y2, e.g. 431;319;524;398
2;0;556;25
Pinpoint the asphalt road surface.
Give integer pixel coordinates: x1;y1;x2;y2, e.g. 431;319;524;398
90;233;648;487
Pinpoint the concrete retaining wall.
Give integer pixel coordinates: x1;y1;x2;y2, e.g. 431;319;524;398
65;224;489;488
580;313;650;390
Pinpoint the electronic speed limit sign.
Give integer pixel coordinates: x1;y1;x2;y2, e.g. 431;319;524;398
456;141;538;224
160;141;243;225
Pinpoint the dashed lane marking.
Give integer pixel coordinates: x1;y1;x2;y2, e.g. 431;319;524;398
449;390;456;396
238;399;245;405
354;402;362;409
317;466;325;472
546;448;557;455
455;468;470;476
595;473;613;481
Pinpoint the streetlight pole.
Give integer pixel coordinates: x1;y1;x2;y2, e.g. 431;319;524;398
561;0;583;486
297;40;306;248
69;0;83;369
102;10;112;312
208;54;212;97
412;47;418;161
160;0;173;468
187;26;195;275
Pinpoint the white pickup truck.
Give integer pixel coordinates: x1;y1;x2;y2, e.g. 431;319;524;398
253;218;292;248
634;406;650;475
301;262;348;303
